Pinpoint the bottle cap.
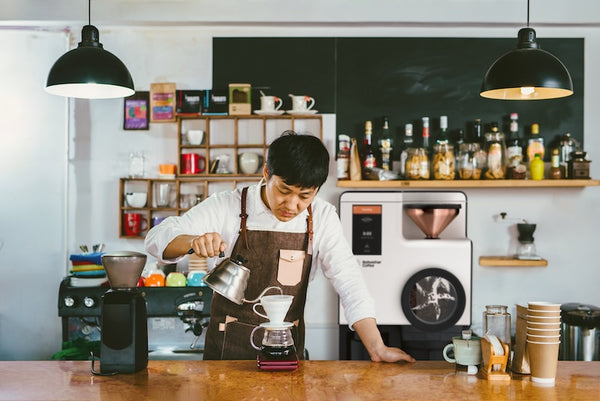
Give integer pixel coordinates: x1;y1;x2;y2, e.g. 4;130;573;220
440;116;448;129
422;117;429;126
405;123;413;135
510;112;518;119
531;123;539;134
365;121;372;132
338;134;350;142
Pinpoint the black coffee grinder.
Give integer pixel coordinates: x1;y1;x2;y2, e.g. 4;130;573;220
98;251;148;374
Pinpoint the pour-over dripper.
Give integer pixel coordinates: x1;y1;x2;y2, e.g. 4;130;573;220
404;204;461;239
102;251;147;288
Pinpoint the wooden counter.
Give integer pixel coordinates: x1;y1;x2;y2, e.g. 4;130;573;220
0;360;598;400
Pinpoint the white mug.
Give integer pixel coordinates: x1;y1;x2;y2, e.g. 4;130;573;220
260;96;282;111
186;130;204;146
252;294;293;324
289;94;315;111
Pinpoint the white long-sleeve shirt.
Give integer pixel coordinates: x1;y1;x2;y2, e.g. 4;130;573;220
144;182;376;328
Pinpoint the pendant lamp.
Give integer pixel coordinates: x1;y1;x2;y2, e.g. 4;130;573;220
480;0;573;100
45;0;134;99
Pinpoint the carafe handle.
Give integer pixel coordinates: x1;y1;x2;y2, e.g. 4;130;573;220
250;325;262;351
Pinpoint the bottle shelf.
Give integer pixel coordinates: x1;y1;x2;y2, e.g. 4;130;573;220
479;256;548;267
337;179;600;188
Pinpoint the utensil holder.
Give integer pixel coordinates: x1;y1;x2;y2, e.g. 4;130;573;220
480;337;511;381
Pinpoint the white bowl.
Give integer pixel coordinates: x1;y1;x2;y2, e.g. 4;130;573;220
126;192;147;208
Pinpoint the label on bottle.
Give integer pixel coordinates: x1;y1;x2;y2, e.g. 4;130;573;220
363;154;376;168
507;145;523;165
337;157;349;179
527;140;545;161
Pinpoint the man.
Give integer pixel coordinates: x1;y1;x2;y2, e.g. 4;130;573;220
145;131;414;362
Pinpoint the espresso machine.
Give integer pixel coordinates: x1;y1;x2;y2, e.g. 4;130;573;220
97;251;148;374
339;191;472;360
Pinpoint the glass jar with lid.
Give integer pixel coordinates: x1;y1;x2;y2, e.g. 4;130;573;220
432;142;455;180
404;147;430;180
483;123;507;179
483;305;511;346
457;143;483;180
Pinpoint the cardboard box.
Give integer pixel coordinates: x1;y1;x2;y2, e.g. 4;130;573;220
176;90;203;115
202;90;228;115
228;83;251;115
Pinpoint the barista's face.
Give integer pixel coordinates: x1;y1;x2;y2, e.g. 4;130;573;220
261;165;318;222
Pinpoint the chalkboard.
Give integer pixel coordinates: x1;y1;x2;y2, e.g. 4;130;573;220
213;37;584;158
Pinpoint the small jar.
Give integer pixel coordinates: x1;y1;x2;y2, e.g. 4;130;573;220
432;142;455;180
404;147;430;180
483;305;511;346
568;151;591;179
483;130;507;179
458;143;483;180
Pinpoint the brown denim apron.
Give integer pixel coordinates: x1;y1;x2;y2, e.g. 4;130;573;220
203;186;313;360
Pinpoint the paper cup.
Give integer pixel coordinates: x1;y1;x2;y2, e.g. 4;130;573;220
527;327;561;336
528;302;561;311
527;315;561;324
527;340;560;384
527;309;561;317
527;334;561;343
527;321;561;330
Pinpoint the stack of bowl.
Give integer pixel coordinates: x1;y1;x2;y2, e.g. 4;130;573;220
188;253;208;287
527;301;561;385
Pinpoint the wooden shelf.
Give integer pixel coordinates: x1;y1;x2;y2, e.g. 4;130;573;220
479;256;548;267
337;179;600;188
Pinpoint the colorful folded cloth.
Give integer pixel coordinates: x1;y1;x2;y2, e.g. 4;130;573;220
71;264;104;272
69;252;104;266
70;270;106;277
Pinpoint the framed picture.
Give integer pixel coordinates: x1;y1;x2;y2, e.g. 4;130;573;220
123;91;150;130
150;82;177;123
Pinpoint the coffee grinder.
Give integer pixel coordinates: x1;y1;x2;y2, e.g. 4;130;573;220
97;251;148;374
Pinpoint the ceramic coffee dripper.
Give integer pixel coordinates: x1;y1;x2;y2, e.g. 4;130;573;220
253;294;294;325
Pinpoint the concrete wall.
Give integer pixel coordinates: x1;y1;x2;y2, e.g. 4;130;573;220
1;0;599;360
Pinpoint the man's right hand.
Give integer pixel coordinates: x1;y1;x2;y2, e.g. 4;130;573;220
163;233;227;259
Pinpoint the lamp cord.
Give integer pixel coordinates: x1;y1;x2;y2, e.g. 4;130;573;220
526;0;530;27
88;0;91;25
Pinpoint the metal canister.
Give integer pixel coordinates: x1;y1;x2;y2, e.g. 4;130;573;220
560;303;600;361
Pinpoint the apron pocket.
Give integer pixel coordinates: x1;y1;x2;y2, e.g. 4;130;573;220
277;249;305;286
222;320;261;360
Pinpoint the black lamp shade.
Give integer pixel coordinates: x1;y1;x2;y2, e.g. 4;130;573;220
45;25;134;99
480;28;573;100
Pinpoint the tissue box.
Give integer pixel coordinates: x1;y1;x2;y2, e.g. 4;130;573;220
228;83;251;115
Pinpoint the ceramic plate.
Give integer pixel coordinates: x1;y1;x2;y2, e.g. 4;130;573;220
254;110;285;116
285;110;318;115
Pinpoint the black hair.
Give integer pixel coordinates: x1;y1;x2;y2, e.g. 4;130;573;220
266;130;330;188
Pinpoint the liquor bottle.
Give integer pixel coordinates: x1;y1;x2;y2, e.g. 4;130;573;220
421;117;430;151
526;123;545;162
336;134;351;180
506;112;525;179
549;148;562;179
362;121;377;168
399;123;414;178
378;116;393;170
473;118;484;146
436;115;449;144
454;129;465;151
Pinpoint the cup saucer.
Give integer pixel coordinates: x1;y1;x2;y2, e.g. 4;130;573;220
285;110;318;115
254;110;285;116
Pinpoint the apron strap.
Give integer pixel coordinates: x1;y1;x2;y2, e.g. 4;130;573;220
239;187;250;249
307;204;313;256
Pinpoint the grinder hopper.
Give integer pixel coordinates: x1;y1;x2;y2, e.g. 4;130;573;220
404;204;461;239
102;251;147;288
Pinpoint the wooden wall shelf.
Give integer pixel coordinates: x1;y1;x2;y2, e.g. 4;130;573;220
337;179;600;189
479;256;548;267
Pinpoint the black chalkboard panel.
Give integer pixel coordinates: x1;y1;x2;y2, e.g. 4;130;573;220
213;37;583;157
212;37;336;113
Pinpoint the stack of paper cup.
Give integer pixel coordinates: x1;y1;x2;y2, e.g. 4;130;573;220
527;301;561;385
188;253;208;272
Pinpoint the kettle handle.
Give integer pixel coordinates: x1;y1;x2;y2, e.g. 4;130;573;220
243;286;282;303
250;325;262;351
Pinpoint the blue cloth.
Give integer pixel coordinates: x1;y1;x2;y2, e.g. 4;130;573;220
69;252;104;266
